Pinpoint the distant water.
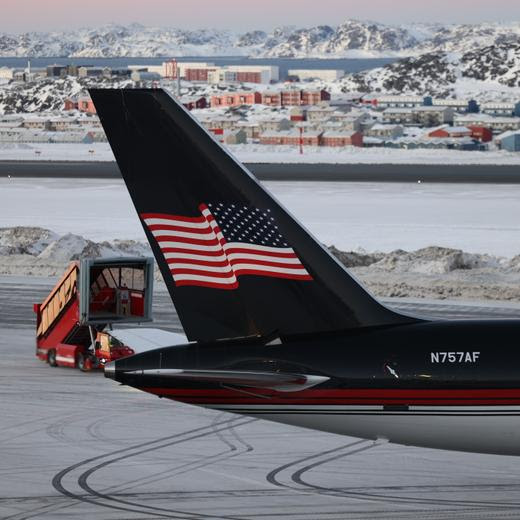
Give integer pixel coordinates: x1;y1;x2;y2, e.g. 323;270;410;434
0;56;396;79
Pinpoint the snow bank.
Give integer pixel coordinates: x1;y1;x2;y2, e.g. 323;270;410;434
2;227;520;302
0;227;149;277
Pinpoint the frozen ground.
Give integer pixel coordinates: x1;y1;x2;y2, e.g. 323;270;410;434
2;177;520;256
1;142;520;165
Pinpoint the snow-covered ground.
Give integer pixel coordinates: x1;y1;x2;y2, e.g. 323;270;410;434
2;177;520;257
1;142;520;165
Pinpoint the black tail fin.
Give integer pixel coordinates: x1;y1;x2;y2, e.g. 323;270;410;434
90;88;419;342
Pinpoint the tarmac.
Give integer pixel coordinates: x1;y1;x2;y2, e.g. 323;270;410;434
1;160;520;183
3;277;520;519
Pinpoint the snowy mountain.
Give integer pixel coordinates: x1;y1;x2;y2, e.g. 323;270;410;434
0;21;520;58
338;43;520;98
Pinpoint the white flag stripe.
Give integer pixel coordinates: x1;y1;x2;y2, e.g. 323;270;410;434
164;252;228;262
170;264;233;273
231;264;310;275
225;253;302;265
143;218;210;229
223;242;297;255
173;273;238;284
152;229;216;241
158;241;224;252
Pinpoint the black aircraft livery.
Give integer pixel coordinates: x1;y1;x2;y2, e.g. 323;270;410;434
91;88;520;456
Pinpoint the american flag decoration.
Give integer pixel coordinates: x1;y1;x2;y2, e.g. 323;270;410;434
141;203;313;289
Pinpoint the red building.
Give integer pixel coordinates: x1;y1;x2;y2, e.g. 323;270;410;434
78;96;97;114
211;91;262;107
260;131;322;146
181;96;208;111
321;131;363;147
236;71;262;83
428;126;472;139
301;89;331;105
468;126;493;143
64;97;78;111
262;92;282;106
185;68;217;82
281;90;302;106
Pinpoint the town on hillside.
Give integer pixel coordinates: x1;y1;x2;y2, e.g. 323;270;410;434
1;59;520;154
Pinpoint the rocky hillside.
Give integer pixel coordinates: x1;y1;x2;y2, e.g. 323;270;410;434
339;42;520;97
0;21;520;58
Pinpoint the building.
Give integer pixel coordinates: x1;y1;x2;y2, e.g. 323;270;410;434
413;106;454;127
481;102;520;117
64;97;79;111
184;67;219;82
78;67;108;78
281;89;303;106
46;64;68;77
131;70;161;82
301;89;331;105
382;108;415;125
261;91;282;106
223;129;247;145
259;130;322;146
288;69;344;82
49;117;80;131
289;107;306;122
179;96;208;111
386;136;482;151
207;70;239;84
454;114;520;133
306;105;337;123
467;126;493;143
236;121;262;139
78;95;97;115
210;91;262;107
226;65;279;83
321;131;363;147
0;67;15;80
259;118;292;133
431;98;472;113
496;131;520;151
363;95;425;109
365;124;404;139
176;62;216;78
23;117;51;130
428;126;472;138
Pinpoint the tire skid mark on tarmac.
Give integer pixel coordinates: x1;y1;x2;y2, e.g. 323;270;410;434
5;416;252;520
102;413;257;494
266;440;520;517
27;416;256;520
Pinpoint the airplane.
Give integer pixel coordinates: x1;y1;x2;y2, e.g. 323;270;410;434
90;88;520;456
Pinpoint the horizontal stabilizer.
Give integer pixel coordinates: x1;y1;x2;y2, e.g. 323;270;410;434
125;368;329;392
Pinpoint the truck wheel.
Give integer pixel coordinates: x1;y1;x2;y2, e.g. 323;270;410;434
48;349;57;367
76;353;86;371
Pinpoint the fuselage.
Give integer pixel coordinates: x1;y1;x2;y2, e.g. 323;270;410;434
108;319;520;455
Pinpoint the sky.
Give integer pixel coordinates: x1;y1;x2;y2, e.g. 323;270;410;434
1;0;520;32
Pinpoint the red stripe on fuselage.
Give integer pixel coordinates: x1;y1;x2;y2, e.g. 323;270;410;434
138;387;520;406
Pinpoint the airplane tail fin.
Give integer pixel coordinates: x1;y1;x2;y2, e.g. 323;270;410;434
90;88;420;342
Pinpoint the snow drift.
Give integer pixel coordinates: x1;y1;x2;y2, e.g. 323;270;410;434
1;227;520;302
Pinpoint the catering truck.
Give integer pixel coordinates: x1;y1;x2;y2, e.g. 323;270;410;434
34;257;155;371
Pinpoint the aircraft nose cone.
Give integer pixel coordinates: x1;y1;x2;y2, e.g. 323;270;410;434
104;361;116;380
